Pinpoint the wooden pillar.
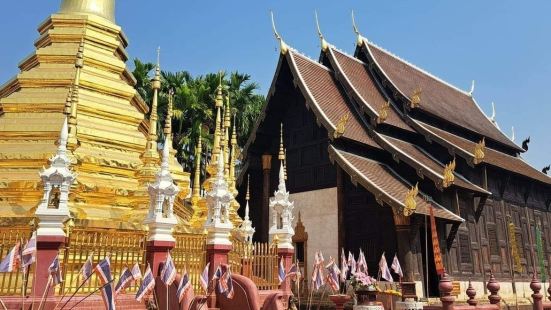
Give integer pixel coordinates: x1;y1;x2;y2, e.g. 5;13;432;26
262;154;272;243
336;166;345;256
393;211;414;282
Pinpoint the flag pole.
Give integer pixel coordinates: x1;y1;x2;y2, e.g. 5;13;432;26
315;285;328;310
0;297;7;310
67;278;114;310
57;271;95;310
37;275;52;310
21;265;28;310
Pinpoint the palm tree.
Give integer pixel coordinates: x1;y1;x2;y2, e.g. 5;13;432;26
132;58;155;105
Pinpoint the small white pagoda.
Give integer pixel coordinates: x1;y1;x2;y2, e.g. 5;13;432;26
143;138;180;242
238;175;255;243
35;117;76;237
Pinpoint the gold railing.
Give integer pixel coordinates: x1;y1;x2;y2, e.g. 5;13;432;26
0;226;33;296
59;228;147;295
228;238;279;291
250;241;279;290
172;232;207;292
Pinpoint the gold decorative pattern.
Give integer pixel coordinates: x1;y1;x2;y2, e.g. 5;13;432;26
409;88;422;109
473;137;485;165
377;100;391;124
442;158;456;188
333;112;350;139
403;183;419;216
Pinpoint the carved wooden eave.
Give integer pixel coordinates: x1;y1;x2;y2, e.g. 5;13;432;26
328;145;463;223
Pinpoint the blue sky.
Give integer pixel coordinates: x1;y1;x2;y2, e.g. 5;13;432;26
1;1;550;170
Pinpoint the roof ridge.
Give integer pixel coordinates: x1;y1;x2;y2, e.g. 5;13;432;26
366;40;472;97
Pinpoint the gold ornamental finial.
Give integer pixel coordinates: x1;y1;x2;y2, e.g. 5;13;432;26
270;11;289;55
314;10;329;52
192;128;202;201
284;148;288;181
215;72;224;108
246;174;251;201
229;116;238;192
377;100;391;124
410;88;422;108
333;112;350;139
60;0;116;22
473;137;485;165
224;94;231;130
351;10;363;47
152;47;161;87
403;183;419;216
442;158;456;188
279;123;285;160
147;48;161;152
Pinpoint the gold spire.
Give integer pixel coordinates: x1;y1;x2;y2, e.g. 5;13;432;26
164;88;174;140
192;127;202;204
229;115;238;192
403;183;419;216
270;11;289;55
67;39;85;149
212;73;223;161
315;11;329;52
278;123;285;161
223;96;231;180
442;158;456;188
60;0;116;22
245;174;250;201
284;148;288;181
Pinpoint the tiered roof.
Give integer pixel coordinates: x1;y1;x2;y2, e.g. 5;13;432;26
244;21;551;222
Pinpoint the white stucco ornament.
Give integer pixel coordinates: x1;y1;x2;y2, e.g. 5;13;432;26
238;175;255;243
144;138;179;242
35;117;76;237
203;153;234;245
269;161;295;249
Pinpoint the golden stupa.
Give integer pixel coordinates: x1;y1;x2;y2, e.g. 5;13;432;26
0;0;190;229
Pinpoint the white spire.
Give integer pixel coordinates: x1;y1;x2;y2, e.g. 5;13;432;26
238;174;255;243
59;117;69;154
161;137;170;171
278;161;286;192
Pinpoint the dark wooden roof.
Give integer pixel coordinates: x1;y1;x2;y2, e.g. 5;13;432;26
329;145;464;222
327;48;413;132
362;41;523;152
417;120;551;185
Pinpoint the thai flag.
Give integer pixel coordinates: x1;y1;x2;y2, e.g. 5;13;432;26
325;257;340;292
199;262;210;294
79;253;94;285
136;264;155;302
21;233;36;270
95;256;116;310
160;254;177;286
115;267;134;295
340;248;348;282
278;257;286;284
218;265;234;299
285;263;298;281
177;267;192;302
391;254;403;278
379;253;393;282
95;256;112;284
0;242;21;272
131;263;142;281
348;251;356;275
357;249;368;275
48;255;62;286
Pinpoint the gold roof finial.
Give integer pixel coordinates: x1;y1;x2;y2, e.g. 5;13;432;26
152;46;161;86
333;112;350;139
271;11;289;55
442;157;456;188
473;137;485;165
403;182;419;216
192;127;202;202
410;88;422;109
315;10;329;52
377;100;391;124
352;10;363;47
279;123;285;161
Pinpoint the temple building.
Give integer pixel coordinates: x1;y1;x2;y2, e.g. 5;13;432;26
0;0;191;229
238;16;551;297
